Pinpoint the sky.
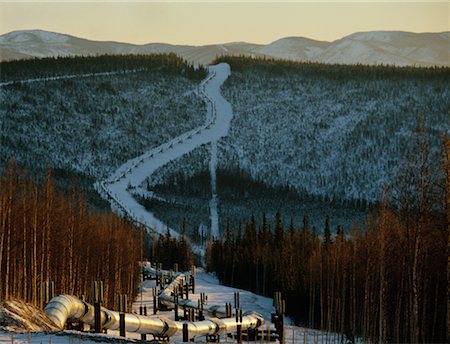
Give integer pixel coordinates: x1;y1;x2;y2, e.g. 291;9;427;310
0;1;448;45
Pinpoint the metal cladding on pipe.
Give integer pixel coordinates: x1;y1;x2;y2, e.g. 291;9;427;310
43;267;265;338
156;268;230;318
44;295;176;336
44;295;92;329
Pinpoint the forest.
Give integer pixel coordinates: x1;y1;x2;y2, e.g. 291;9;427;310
0;159;196;309
134;55;449;237
0;162;143;309
0;54;206;180
141;163;368;239
206;132;449;343
214;56;449;203
0;53;207;82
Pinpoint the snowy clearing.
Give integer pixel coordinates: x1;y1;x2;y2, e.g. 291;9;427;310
0;269;345;343
99;63;233;245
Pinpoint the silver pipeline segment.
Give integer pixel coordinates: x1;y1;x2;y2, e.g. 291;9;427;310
44;295;264;337
157;270;231;318
44;271;265;338
44;295;177;337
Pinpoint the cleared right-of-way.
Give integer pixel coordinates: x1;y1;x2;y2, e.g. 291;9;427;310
98;63;233;242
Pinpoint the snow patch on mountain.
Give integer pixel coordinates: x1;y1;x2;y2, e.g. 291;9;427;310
0;30;70;43
1;29;448;66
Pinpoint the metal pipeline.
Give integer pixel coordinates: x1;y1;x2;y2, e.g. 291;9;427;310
157;270;230;318
44;269;264;338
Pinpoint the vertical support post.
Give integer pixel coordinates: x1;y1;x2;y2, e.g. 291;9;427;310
273;292;285;344
161;273;166;289
190;275;195;294
197;299;203;321
237;309;242;344
93;281;103;333
174;263;178;273
237;324;242;344
139;303;147;341
175;302;179;321
152;288;157;314
225;303;231;318
183;323;189;343
118;294;126;337
174;288;179;321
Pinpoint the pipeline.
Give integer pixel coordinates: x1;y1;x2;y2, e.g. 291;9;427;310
96;69;218;243
44;269;264;339
154;268;230;318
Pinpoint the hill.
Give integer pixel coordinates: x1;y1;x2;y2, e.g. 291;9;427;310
143;57;449;234
0;55;206;198
1;29;448;66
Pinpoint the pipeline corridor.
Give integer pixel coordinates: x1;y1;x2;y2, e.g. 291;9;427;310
43;267;265;341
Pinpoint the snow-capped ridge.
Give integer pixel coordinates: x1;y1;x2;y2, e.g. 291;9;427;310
1;29;448;66
0;29;70;43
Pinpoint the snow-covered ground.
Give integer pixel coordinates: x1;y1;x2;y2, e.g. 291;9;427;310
0;268;341;343
123;268;339;343
0;330;137;343
99;63;233;244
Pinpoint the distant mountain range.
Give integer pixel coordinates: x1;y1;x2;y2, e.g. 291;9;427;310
0;29;449;66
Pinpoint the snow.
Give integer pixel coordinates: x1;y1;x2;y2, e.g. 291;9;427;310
209;140;219;238
0;330;137;344
125;268;350;343
0;266;351;343
217;63;447;206
0;268;343;343
99;63;233;246
110;266;345;343
1;30;447;66
0;30;70;44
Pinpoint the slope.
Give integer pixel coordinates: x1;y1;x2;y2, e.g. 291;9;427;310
1;29;448;66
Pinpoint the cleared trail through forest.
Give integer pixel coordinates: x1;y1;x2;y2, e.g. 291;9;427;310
0;69;146;87
98;63;233;247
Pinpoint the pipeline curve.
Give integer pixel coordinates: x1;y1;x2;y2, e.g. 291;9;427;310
97;63;233;250
44;267;264;339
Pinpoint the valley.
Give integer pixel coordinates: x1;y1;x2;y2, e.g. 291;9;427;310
0;53;448;343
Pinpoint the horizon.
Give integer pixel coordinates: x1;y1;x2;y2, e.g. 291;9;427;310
0;1;448;46
1;27;449;47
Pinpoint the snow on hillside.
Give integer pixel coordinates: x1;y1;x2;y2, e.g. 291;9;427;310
216;62;449;203
99;63;232;241
1;29;448;66
259;37;328;61
0;30;70;43
0;68;205;180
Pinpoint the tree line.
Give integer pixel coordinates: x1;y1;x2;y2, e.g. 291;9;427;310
0;53;207;82
0;162;142;309
213;55;450;81
206;133;448;343
143;221;197;271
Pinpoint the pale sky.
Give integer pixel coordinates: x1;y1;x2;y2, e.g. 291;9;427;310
0;1;448;45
